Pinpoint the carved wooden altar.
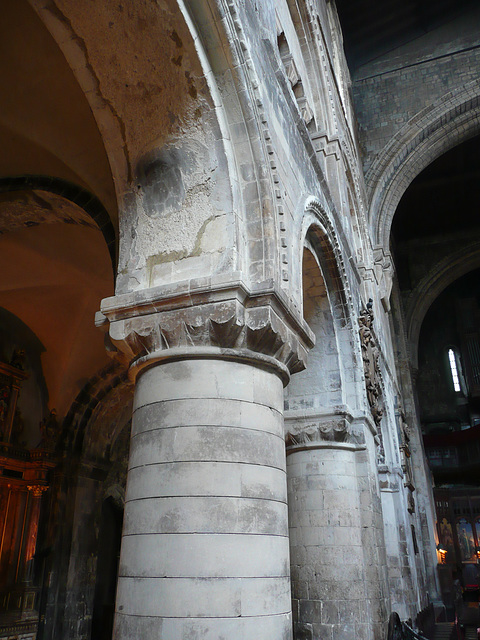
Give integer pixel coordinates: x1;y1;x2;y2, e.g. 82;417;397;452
0;359;56;640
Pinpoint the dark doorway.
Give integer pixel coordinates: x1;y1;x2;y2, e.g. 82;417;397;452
91;497;123;640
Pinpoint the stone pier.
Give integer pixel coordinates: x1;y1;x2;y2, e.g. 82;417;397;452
114;358;291;638
100;287;313;640
286;413;389;640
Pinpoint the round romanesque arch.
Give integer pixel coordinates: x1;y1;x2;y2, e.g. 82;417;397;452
405;242;480;368
367;78;480;248
301;196;353;325
286;197;362;416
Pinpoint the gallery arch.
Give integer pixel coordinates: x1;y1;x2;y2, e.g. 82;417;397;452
285;221;389;639
388;128;480;618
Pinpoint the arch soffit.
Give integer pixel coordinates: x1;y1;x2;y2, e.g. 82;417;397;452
300;198;363;413
406;243;480;368
301;197;353;328
0;175;116;269
29;3;232;195
367;79;480;247
33;0;281;281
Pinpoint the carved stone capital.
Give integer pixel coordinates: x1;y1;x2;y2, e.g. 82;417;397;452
285;408;366;452
98;280;314;384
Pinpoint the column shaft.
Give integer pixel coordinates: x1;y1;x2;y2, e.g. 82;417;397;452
288;443;387;640
114;358;292;640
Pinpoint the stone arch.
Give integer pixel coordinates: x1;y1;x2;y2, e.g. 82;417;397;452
405;243;480;368
285;197;359;416
301;196;353;325
367;78;480;248
0;176;116;267
32;0;286;287
184;0;287;283
286;235;343;410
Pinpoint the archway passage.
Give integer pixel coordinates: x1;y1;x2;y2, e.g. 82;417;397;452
392;134;480;361
390;134;480;620
0;2;122;635
392;134;480;294
0;201;114;419
0;193;114;639
417;269;480;618
418;269;480;463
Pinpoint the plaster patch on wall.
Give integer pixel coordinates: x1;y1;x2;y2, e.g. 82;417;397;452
119;126;233;291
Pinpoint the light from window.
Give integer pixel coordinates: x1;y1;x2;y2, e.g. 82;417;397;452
448;348;461;392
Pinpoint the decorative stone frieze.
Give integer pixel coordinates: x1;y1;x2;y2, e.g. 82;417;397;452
285;408;366;451
99;280;314;384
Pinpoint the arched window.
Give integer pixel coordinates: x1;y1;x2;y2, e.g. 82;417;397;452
448;347;461;392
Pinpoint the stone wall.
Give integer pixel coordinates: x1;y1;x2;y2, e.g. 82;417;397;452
352;6;480;178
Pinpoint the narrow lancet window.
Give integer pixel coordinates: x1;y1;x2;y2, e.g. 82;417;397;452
448;348;461;392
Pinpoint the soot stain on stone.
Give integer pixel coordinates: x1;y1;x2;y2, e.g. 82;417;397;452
170;30;183;48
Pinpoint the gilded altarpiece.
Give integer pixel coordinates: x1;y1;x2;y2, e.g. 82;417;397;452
0;359;55;640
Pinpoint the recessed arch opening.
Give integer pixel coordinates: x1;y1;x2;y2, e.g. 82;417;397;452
0;190;114;421
390;131;480;604
286;224;351;412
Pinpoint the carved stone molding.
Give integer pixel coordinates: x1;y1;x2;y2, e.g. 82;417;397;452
285;408;366;452
98;281;314;384
378;465;403;493
359;307;384;428
373;247;394;312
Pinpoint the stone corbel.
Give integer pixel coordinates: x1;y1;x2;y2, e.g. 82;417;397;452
98;282;314;385
373;247;394;312
284;58;299;87
377;464;403;492
297;96;314;126
310;133;341;161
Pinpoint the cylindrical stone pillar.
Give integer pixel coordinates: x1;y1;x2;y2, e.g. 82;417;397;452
114;358;292;639
288;447;365;639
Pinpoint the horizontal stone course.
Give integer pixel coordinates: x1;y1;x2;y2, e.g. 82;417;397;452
134;359;283;411
119;532;290;578
123;495;288;535
114;611;292;639
128;424;286;469
132;395;282;434
125;460;287;501
116;575;291;617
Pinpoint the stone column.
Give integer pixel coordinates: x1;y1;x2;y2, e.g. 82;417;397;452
286;411;389;640
100;287;313;640
23;484;48;582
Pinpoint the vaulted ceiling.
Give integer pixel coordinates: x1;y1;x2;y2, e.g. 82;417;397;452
335;0;477;72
